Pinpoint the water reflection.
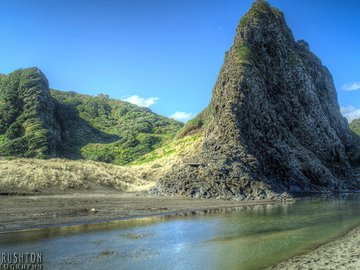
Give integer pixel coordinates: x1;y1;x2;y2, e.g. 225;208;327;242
1;195;360;270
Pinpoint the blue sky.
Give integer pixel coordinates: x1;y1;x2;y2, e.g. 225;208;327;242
0;0;359;122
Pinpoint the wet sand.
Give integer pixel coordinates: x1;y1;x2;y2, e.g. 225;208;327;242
0;191;276;232
268;226;360;270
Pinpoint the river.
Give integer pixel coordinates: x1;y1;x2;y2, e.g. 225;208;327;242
1;194;360;270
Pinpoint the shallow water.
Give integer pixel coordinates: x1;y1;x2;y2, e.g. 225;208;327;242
1;194;360;270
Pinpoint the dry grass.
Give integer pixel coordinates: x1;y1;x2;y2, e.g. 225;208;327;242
130;134;203;165
0;158;152;193
0;134;204;194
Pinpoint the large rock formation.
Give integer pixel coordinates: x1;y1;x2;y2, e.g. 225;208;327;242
154;0;359;199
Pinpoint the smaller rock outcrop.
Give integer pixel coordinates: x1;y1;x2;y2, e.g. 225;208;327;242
0;68;61;158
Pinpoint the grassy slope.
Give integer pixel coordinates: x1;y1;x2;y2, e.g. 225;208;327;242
0;133;203;194
0;67;183;165
0;68;204;193
176;107;210;139
130;133;203;165
0;118;204;194
0;158;153;194
349;119;360;168
51;90;183;165
350;119;360;136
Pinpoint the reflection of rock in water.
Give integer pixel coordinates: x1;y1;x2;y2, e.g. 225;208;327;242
119;232;155;240
93;248;160;263
118;249;160;260
152;201;295;220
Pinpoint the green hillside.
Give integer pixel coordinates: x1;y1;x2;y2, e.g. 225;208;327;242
0;68;60;158
350;118;360;136
51;90;182;164
0;67;183;164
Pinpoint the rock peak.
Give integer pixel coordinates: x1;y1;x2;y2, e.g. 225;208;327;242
235;0;293;48
240;0;281;25
154;2;359;200
250;0;272;11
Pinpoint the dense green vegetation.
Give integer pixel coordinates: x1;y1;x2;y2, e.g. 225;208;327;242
0;68;59;158
0;67;183;165
53;100;118;159
51;90;182;164
350;119;360;136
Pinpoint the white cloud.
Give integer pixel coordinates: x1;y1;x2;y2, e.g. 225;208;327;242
342;82;360;91
123;95;158;108
170;111;194;122
340;105;360;123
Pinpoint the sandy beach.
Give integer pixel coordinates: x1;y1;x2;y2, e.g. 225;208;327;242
268;226;360;270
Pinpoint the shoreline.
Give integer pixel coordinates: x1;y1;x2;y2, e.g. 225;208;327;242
267;225;360;269
0;192;280;233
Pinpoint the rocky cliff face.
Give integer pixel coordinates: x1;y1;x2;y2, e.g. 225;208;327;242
154;0;359;200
